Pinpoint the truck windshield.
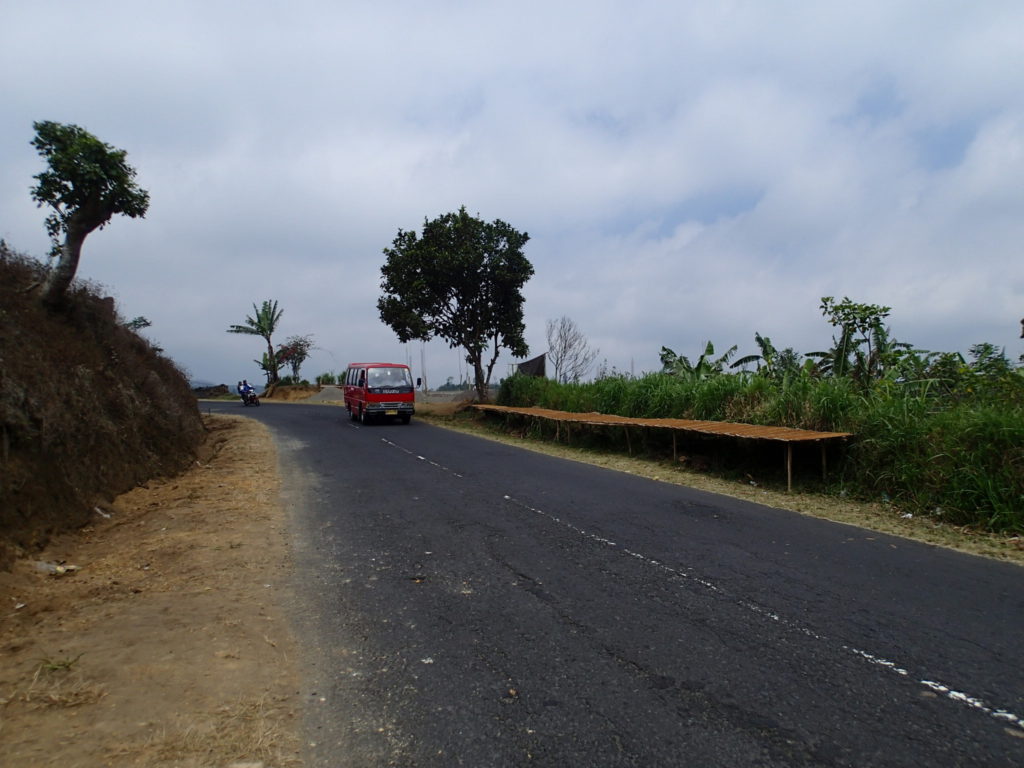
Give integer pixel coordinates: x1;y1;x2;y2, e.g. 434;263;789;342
367;367;413;390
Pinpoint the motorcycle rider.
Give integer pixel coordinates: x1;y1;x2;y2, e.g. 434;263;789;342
240;379;255;405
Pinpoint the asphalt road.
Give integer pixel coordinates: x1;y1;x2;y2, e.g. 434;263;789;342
204;401;1024;767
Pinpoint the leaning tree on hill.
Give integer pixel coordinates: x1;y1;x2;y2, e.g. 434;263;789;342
30;121;150;307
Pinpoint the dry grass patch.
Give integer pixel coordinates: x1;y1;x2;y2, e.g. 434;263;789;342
107;695;301;768
3;664;107;711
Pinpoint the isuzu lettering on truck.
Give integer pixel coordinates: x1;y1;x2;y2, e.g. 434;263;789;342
344;362;416;424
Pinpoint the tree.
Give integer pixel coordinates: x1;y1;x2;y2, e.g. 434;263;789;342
968;342;1013;379
546;315;599;383
660;341;738;379
277;334;315;381
732;332;778;375
732;333;803;381
254;350;286;386
378;207;533;400
805;297;923;382
227;300;284;385
808;296;891;379
865;323;916;380
30;121;149;306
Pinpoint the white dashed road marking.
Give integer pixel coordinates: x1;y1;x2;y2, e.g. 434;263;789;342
382;436;1024;735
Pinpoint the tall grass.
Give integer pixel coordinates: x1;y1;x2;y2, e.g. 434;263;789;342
497;371;1024;532
850;402;1024;531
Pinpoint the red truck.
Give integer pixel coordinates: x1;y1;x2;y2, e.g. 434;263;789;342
343;362;416;424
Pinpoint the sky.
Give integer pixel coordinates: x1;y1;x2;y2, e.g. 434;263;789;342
2;1;1022;388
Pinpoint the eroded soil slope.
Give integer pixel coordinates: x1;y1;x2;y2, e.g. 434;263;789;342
0;415;302;767
0;246;203;568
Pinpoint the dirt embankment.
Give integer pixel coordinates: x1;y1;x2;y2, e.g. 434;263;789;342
0;414;302;767
0;246;203;569
0;244;301;765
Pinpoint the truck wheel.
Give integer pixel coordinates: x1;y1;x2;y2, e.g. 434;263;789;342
360;407;372;425
400;415;411;425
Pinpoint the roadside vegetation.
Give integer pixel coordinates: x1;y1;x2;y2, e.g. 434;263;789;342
495;298;1024;534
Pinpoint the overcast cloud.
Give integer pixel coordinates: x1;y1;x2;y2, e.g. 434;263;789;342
2;1;1022;387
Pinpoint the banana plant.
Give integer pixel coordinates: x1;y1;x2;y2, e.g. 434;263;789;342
661;341;738;379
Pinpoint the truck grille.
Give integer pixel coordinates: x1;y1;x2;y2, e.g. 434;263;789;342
370;402;412;411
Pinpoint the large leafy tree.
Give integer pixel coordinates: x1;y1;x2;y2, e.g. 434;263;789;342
227;300;284;385
30;121;150;306
378;207;533;400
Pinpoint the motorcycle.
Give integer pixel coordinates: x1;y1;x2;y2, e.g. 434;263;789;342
241;390;260;407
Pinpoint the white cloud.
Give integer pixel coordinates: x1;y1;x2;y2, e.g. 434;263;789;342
1;0;1022;387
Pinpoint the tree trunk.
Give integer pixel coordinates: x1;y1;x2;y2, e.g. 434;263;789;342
469;352;487;402
40;224;88;307
265;338;279;385
483;333;501;401
39;198;106;308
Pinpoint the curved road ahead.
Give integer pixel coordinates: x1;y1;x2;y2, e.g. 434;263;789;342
205;401;1023;767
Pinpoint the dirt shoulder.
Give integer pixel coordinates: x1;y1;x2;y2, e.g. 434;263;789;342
0;414;303;768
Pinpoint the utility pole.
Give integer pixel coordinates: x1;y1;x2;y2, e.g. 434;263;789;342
420;343;428;392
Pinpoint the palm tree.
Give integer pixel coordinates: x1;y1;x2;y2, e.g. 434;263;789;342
227;300;284;385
